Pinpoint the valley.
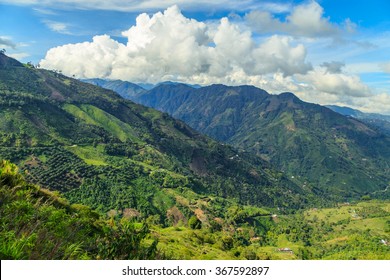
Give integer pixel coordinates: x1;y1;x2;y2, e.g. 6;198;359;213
0;53;389;260
1;160;389;260
88;79;390;200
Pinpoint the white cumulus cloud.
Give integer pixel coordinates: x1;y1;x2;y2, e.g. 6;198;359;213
40;5;312;83
298;68;371;98
356;93;390;114
37;4;390;115
245;1;352;38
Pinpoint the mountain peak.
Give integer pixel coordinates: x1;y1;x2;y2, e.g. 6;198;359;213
0;53;24;68
278;92;298;99
153;82;193;91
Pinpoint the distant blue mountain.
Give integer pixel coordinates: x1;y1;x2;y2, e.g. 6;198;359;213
83;79;202;96
82;78;146;100
326;105;390;135
156;81;202;89
326;105;390;120
136;83;155;90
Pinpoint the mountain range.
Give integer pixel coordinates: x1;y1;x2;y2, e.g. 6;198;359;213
326;105;390;136
84;79;390;199
2;54;390;260
1;53;389;218
81;78;146;100
0;52;317;221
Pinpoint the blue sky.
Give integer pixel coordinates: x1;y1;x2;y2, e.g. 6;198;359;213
1;0;390;114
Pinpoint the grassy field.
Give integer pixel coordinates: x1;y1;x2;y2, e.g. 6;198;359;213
63;104;139;142
66;144;108;166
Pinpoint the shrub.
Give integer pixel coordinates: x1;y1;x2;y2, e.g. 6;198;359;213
188;215;202;229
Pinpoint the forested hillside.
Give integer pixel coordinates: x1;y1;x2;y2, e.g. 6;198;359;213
114;82;390;200
2;160;389;260
0;160;158;260
0;53;319;225
1;53;389;260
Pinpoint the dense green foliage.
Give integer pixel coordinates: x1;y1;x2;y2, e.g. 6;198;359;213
154;200;390;260
1;54;389;260
2;159;389;260
0;160;159;260
0;53;316;215
122;83;390;200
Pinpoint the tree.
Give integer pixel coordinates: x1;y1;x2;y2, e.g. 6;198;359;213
188;215;202;229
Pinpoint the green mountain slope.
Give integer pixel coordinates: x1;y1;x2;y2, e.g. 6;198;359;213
3;159;389;260
0;160;159;260
1;55;389;260
0;53;316;224
118;83;390;199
